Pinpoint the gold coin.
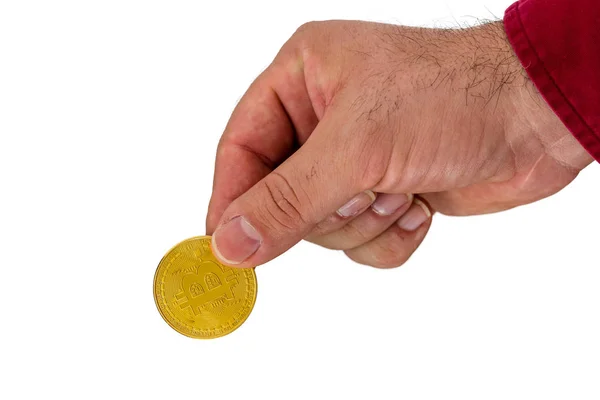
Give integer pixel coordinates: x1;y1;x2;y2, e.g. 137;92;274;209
153;236;257;339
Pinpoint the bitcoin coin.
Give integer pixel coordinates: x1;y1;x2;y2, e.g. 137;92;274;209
153;236;257;339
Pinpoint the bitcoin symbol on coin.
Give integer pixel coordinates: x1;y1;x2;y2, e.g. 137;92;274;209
153;236;257;339
175;261;238;316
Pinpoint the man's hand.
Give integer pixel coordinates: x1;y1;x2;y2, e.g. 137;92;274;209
206;20;592;268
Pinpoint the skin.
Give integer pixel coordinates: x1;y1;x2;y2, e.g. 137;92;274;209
206;20;593;269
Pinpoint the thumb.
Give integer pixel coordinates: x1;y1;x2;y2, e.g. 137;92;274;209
211;115;372;267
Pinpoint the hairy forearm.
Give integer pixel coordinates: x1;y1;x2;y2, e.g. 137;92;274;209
393;21;591;172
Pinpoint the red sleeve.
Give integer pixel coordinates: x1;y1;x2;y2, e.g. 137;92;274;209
504;0;600;162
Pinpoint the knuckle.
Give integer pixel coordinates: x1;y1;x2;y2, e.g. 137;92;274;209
291;21;323;52
371;235;411;269
294;21;321;37
259;172;308;232
339;221;370;249
311;214;340;237
372;253;407;269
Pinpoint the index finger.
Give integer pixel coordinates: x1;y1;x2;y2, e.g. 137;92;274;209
206;55;319;234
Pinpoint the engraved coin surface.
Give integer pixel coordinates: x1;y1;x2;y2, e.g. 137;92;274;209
153;236;257;339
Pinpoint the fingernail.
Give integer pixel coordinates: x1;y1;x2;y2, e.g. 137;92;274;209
371;193;413;216
397;199;431;231
212;216;262;265
336;190;376;218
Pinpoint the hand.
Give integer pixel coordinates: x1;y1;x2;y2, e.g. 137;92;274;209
206;20;592;268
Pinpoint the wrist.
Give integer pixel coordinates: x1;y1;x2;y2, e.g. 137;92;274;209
504;79;594;172
495;23;594;172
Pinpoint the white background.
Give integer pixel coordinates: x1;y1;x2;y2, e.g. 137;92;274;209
1;1;599;399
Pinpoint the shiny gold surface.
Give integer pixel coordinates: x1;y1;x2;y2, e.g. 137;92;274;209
153;236;257;339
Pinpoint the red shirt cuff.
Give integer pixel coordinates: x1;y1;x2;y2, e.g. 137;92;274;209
504;0;600;162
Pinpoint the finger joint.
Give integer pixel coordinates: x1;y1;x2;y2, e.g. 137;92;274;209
261;172;308;231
